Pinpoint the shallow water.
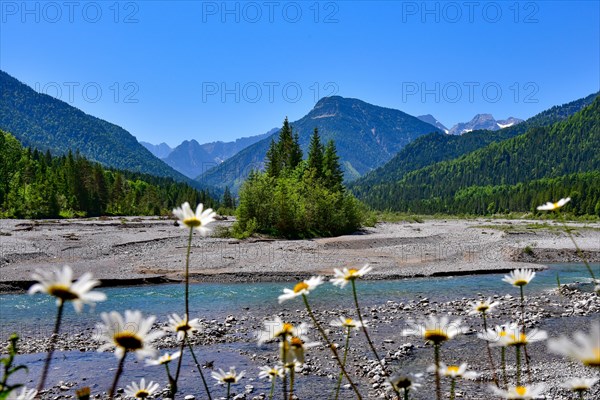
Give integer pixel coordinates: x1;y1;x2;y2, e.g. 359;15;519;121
1;263;598;340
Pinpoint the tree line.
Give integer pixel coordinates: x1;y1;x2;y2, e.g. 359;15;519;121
0;130;216;219
234;118;368;238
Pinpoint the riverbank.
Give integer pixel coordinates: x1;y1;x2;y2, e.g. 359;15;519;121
1;217;599;292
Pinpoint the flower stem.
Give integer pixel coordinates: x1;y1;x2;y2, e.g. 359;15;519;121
185;226;193;318
350;281;400;398
302;294;363;400
226;382;231;400
37;300;64;393
269;379;275;400
518;286;532;383
561;217;596;280
434;343;442;400
579;391;585;400
501;347;507;388
515;345;521;387
403;388;409;400
288;365;295;400
282;341;288;400
482;313;499;387
173;330;188;394
187;339;213;400
109;352;127;399
350;281;385;367
450;378;456;400
334;327;351;400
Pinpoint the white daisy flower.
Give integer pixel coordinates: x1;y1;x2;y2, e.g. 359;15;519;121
548;322;600;367
258;365;285;382
385;373;423;393
6;387;37;400
561;377;599;393
330;316;365;330
537;197;570;211
489;384;546;399
146;350;181;366
280;336;320;365
28;265;106;312
172;202;216;235
278;276;324;303
502;269;536;287
429;363;478;380
256;317;310;345
212;366;245;385
493;326;548;347
402;316;467;345
468;297;500;315
124;378;160;399
165;313;203;341
331;264;373;288
477;323;518;347
95;310;164;359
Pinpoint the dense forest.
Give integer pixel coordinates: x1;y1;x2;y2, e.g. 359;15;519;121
350;92;599;192
352;97;600;216
0;130;216;219
234;119;367;238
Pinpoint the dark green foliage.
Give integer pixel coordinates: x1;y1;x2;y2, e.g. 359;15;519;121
0;71;194;184
0;334;27;398
351;91;599;194
353;96;600;215
322;140;344;192
235;126;366;238
0;130;216;218
265;118;303;178
307;128;324;179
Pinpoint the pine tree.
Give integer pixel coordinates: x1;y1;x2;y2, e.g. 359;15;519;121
307;128;324;179
222;186;235;209
265;139;280;178
323;140;344;191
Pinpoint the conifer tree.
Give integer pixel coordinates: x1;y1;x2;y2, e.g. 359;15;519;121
323;140;344;191
307;128;324;179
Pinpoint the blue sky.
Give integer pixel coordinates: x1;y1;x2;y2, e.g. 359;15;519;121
1;1;598;146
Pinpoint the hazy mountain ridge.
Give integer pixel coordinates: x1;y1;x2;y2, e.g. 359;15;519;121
0;70;194;185
196;96;443;192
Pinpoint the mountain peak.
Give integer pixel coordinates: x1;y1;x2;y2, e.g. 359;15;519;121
417;114;449;133
448;114;523;135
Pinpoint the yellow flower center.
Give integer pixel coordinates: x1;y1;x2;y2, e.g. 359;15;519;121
552;202;560;209
223;376;236;383
114;332;143;351
424;329;449;344
447;366;460;375
293;282;309;293
290;337;304;348
499;331;507;337
345;318;354;326
476;304;489;312
176;322;191;332
269;369;279;376
392;377;412;389
183;218;201;228
583;348;600;367
514;279;528;287
346;269;358;279
48;285;79;301
135;390;150;399
515;386;527;395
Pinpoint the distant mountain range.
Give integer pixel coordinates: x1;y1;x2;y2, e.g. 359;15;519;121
0;70;196;185
350;92;600;211
448;114;523;135
141;130;277;179
140;141;173;158
417;114;449;133
196;96;444;192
